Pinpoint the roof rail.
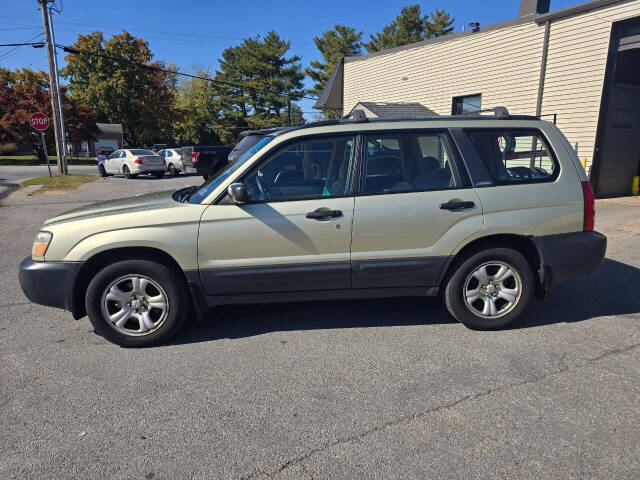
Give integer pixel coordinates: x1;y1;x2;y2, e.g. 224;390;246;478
461;106;510;118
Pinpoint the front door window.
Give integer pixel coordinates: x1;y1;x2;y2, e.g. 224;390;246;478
243;136;356;202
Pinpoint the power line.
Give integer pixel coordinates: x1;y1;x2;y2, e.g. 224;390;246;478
0;32;44;60
0;15;312;46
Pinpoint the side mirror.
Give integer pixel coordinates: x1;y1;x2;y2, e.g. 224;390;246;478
227;183;248;204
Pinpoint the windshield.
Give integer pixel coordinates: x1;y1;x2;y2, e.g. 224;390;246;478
130;149;155;155
188;135;274;204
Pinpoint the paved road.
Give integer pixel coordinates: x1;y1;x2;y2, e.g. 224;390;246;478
1;180;639;479
0;164;98;183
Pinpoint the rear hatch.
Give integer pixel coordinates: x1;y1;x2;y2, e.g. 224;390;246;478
229;134;263;161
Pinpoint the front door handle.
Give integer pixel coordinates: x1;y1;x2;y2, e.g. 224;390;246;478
306;208;343;219
440;200;475;211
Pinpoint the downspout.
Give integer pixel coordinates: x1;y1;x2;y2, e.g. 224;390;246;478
535;20;551;117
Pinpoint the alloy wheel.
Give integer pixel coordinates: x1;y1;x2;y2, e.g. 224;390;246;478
463;261;522;319
100;275;169;336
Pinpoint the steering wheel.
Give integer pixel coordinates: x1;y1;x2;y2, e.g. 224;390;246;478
255;173;269;200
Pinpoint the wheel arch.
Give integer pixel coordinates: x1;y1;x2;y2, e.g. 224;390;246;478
440;234;544;296
71;246;188;320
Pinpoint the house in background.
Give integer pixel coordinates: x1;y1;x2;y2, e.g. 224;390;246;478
346;102;436;118
316;0;640;197
70;123;124;155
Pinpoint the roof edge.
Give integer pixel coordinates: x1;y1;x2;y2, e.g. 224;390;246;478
536;0;630;23
313;57;344;110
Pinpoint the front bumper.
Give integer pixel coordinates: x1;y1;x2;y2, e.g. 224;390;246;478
533;231;607;289
19;257;83;313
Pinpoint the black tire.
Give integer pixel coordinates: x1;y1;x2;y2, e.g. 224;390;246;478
98;164;107;177
202;173;211;181
168;164;178;176
85;259;190;347
122;165;132;179
444;247;534;330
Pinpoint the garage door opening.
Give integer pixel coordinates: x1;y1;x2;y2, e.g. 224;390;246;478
592;17;640;198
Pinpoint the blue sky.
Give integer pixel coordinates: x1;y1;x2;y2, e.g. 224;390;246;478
1;0;586;117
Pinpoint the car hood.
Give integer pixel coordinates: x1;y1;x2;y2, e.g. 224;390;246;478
43;190;180;225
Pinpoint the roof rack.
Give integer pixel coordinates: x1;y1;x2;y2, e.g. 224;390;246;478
460;106;510;118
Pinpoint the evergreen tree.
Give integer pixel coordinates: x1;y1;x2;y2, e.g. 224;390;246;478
426;9;455;37
213;31;305;143
306;24;362;97
366;5;454;53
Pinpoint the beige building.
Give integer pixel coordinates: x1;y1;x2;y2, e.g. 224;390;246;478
316;0;640;197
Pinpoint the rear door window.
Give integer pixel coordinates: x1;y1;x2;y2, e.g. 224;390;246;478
466;129;558;184
361;132;460;194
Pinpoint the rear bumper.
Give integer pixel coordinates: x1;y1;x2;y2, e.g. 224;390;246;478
131;165;166;173
19;257;83;313
533;231;607;289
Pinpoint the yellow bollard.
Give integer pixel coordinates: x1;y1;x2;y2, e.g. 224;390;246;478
581;158;587;171
632;176;639;196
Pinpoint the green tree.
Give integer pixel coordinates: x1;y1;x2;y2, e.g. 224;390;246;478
61;31;176;146
366;5;454;52
213;31;305;143
172;66;220;145
306;24;363;97
280;102;306;127
426;9;455;37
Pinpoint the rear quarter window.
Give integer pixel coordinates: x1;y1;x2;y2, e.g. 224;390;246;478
466;129;559;184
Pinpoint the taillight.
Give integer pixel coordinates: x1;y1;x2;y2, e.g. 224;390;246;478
191;151;200;163
581;180;595;232
134;158;142;165
162;159;166;165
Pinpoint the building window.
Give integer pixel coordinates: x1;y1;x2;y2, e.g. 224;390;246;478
452;94;482;115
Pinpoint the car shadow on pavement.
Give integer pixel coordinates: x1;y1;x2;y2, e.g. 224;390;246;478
515;258;640;329
169;258;640;345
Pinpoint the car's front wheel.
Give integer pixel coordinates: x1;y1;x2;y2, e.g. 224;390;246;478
168;164;178;176
85;259;190;347
444;247;534;329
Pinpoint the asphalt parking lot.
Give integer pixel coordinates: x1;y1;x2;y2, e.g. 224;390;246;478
1;175;639;479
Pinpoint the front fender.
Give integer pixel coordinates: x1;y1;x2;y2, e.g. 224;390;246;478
62;225;199;270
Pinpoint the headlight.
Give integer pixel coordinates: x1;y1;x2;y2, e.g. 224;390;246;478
32;231;52;257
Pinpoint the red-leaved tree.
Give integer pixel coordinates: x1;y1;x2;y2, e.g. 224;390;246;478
0;68;99;161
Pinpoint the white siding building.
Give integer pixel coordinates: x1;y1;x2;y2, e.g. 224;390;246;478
316;0;640;197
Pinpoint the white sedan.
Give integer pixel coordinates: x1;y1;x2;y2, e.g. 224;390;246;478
101;149;167;179
157;148;183;176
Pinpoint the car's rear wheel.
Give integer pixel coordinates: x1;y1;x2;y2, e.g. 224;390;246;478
122;165;135;179
444;247;534;329
85;259;189;347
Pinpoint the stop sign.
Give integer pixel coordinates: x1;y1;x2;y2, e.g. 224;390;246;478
29;112;50;131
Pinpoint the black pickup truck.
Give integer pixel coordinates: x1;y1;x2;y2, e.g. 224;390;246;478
180;145;233;179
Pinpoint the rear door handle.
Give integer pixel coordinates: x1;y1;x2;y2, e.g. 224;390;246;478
440;200;475;211
306;208;343;219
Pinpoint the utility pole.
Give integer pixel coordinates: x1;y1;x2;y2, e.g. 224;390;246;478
39;0;67;174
